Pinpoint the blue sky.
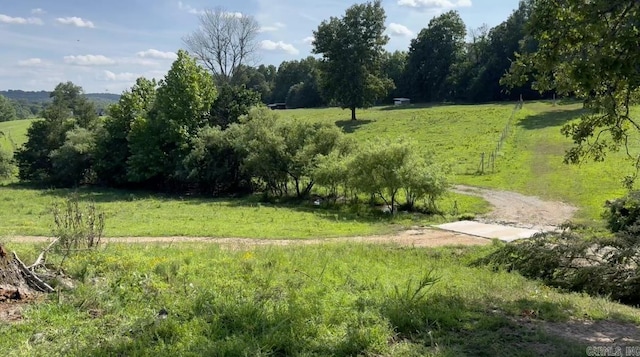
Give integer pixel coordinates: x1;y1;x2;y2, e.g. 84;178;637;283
0;0;520;93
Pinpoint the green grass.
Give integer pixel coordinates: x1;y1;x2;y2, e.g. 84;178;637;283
2;101;637;235
0;118;33;152
0;185;487;237
287;102;639;224
3;242;637;356
288;103;518;175
454;102;639;224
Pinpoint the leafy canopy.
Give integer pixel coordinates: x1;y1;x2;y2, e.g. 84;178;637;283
312;0;393;120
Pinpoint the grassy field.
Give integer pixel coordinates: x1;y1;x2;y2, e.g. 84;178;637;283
0;118;32;152
288;103;518;175
1;102;637;236
289;102;639;224
455;102;639;223
2;242;638;356
0;185;487;238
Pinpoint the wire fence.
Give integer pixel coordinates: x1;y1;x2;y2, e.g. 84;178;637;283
477;100;523;175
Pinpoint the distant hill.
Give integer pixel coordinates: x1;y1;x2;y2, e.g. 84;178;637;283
0;90;120;104
0;90;120;118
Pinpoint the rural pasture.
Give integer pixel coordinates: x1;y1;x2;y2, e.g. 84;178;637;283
2;102;640;356
1;101;636;236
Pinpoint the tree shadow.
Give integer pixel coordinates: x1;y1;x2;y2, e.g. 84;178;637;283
518;107;587;130
334;119;373;134
76;277;590;356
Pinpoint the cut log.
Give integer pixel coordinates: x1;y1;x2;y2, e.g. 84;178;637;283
0;244;35;301
0;244;51;302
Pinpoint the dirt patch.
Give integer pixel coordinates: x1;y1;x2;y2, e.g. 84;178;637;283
452;185;578;230
5;228;490;248
543;319;640;345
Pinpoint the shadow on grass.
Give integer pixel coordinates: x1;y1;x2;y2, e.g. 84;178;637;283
3;182;406;225
518;107;587;130
77;287;588;356
334;119;373;133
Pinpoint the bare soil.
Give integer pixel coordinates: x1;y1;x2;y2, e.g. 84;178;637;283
452;185;578;230
5;228;490;248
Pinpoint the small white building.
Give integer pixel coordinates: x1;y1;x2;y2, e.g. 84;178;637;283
393;97;410;106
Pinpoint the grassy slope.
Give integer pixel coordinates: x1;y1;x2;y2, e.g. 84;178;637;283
2;243;637;356
455;102;637;224
0;119;33;152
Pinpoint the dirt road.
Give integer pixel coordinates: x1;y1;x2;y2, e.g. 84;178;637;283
452;185;577;230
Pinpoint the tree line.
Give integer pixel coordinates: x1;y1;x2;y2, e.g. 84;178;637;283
6;51;447;213
180;1;540;116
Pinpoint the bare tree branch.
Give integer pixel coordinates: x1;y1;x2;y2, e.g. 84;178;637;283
183;8;259;83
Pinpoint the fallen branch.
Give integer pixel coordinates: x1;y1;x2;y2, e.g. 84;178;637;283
13;252;54;293
27;238;59;270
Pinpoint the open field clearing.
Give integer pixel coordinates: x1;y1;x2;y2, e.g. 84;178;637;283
2;243;639;356
0;185;488;238
1;102;638;236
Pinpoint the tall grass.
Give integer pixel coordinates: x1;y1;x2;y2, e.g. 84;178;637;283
3;242;636;356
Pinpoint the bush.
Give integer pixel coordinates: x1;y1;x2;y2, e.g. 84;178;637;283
52;195;105;269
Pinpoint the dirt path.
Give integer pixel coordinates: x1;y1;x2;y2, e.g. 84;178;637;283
452;185;578;230
5;229;490;248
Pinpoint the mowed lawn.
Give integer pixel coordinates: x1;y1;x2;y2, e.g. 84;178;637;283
0;185;487;238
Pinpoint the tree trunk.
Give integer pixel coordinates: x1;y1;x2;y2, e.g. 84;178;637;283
351;107;357;121
0;244;34;301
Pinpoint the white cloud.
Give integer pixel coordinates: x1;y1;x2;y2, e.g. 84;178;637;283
302;36;314;45
64;55;115;66
387;23;414;37
260;40;299;55
0;14;43;25
178;1;205;15
136;49;178;60
397;0;472;10
18;58;45;67
178;2;242;18
98;70;139;82
31;8;46;15
56;16;95;28
259;22;285;33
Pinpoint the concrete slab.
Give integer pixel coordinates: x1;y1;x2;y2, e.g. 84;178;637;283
435;221;542;242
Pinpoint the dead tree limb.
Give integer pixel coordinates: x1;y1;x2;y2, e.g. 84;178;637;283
13;252;54;293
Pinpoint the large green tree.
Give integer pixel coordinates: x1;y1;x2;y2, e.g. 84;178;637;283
312;0;393;120
93;77;157;186
406;11;467;102
504;0;640;185
127;50;217;188
15;82;98;184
